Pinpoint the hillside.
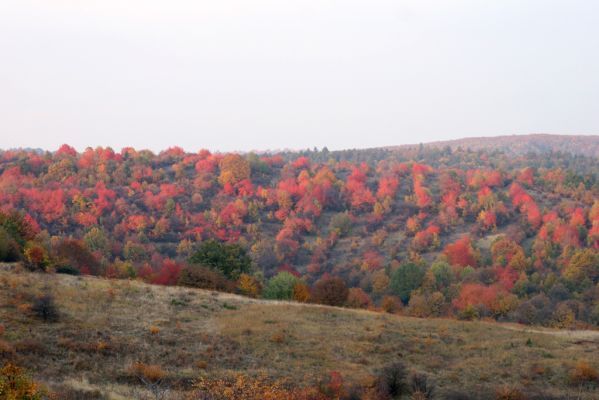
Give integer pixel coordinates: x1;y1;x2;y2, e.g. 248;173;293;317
389;134;599;158
0;140;598;332
1;267;598;399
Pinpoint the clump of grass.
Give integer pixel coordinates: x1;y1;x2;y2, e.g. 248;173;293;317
569;361;599;386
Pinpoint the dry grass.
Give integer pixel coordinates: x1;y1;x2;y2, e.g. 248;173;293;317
0;268;598;399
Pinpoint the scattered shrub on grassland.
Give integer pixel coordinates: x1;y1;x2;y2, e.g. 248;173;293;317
127;362;166;383
0;363;47;399
376;362;408;399
569;361;599;386
31;294;59;322
189;374;330;400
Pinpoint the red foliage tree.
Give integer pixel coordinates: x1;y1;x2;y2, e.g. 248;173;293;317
444;236;478;267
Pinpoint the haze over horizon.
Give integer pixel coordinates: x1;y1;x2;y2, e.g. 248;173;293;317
1;1;598;152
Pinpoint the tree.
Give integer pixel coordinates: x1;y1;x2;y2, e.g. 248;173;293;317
262;272;299;300
31;294;59;322
53;238;101;275
345;287;372;309
329;212;352;237
390;262;425;303
152;259;183;286
430;260;453;289
0;210;37;247
189;240;251;280
563;249;599;284
237;273;262;297
292;282;311;302
0;227;20;262
218;154;250;186
312;276;349;306
178;265;234;292
443;236;478;268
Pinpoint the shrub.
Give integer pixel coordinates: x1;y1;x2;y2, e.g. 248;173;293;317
128;362;166;383
381;295;403;314
409;372;435;399
329;212;352;237
53;238;101;275
0;228;21;262
0;363;47;399
569;361;598;385
31;294;59;322
263;272;299;300
345;287;372;309
23;243;49;271
312;276;349;306
189;239;251;280
237;273;262;297
0;210;37;246
390;263;425;303
494;386;526;400
192;374;327;400
376;362;408;398
56;265;81;276
178;266;234;292
292;282;311;302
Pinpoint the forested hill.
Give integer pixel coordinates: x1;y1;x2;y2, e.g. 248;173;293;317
388;134;599;158
0;137;598;328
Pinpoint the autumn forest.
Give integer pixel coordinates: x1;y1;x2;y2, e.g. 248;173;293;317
1;138;598;326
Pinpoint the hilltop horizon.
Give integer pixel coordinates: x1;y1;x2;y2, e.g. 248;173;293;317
2;132;598;155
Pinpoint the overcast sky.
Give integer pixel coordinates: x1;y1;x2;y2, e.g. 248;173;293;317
0;0;598;153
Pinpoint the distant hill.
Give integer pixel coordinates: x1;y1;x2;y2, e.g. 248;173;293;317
390;134;599;158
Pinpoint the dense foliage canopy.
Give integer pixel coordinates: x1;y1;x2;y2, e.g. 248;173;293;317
1;141;598;327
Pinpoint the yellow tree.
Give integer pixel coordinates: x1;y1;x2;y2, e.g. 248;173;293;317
219;154;250;186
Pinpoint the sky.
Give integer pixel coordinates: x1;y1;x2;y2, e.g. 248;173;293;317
0;0;598;153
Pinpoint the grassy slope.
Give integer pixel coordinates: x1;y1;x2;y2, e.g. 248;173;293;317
1;267;598;399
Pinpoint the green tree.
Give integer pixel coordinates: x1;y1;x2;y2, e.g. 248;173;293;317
262;272;299;300
83;227;109;255
189;239;251;280
430;260;453;289
563;249;599;285
329;212;352;237
390;262;425;303
0;227;20;262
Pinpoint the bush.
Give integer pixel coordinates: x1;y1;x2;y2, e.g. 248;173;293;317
390;262;425;303
263;272;299;300
189;239;251;280
409;372;435;399
0;210;37;246
312;276;349;306
292;282;311;302
178;266;234;292
31;294;59;322
0;363;47;399
569;361;598;386
329;212;352;237
237;273;262;297
376;362;408;398
53;238;101;275
381;295;403;314
345;287;372;309
0;227;21;262
24;243;49;270
56;265;81;275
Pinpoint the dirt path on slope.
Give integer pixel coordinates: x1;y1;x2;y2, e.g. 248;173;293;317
498;324;599;341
